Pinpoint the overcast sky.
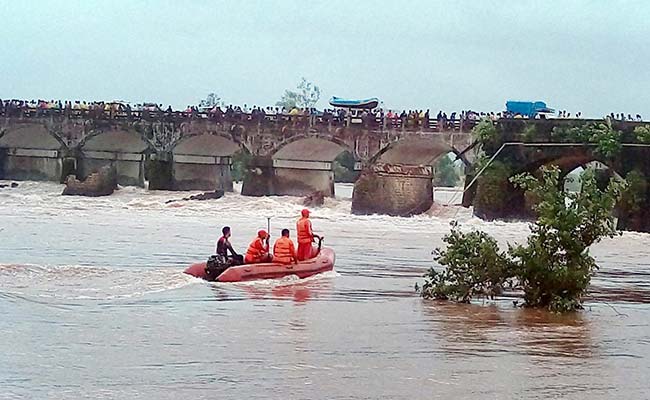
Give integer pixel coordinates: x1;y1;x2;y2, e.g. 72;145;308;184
1;1;649;117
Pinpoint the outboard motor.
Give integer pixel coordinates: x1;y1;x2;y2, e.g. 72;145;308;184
204;255;230;281
204;254;244;281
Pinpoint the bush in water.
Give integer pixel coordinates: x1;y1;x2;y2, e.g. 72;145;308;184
423;222;513;303
421;165;626;312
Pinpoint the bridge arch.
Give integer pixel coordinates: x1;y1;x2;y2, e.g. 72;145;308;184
169;132;242;191
371;136;471;167
79;128;155;153
171;132;242;157
265;136;358;197
0;123;68;150
270;135;356;162
79;128;154;187
0;123;68;181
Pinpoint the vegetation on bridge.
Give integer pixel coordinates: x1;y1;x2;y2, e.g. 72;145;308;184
469;119;650;230
421;165;626;312
276;78;321;110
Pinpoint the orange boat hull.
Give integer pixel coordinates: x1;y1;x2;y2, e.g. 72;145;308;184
184;248;335;282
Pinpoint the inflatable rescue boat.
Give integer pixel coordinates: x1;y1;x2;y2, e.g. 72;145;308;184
184;246;335;283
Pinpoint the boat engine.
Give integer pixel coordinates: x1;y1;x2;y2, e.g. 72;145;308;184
204;255;230;281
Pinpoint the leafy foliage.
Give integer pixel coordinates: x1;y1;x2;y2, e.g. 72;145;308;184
522;124;537;141
473;161;512;216
230;149;252;182
275;78;321;110
620;170;648;214
333;151;359;183
471;119;498;147
551;121;622;158
421;165;626;312
509;167;625;312
199;93;222;108
433;154;460;187
634;125;650;144
423;223;513;302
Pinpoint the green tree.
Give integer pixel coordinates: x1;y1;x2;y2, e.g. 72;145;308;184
509;167;624;311
333;151;359;183
423;222;513;302
551;120;622;158
471;119;498;147
199;93;222;108
421;165;626;312
433;155;460;187
634;125;650;143
276;78;321;110
230;149;251;182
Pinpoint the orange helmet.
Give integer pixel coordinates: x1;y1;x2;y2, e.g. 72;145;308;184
301;209;310;217
257;229;268;238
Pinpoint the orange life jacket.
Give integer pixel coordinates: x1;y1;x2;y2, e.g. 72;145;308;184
246;237;268;260
296;217;313;244
273;236;296;264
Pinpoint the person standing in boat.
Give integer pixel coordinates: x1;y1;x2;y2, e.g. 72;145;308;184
216;226;242;265
244;230;272;264
273;229;298;265
296;209;321;261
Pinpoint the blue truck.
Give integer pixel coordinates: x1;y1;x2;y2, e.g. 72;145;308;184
505;101;555;118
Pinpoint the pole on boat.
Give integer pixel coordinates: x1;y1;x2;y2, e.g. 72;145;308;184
266;217;271;236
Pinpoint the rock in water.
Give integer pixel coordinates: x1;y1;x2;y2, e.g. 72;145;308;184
302;191;325;207
0;182;19;189
62;166;117;197
165;189;225;204
187;189;225;201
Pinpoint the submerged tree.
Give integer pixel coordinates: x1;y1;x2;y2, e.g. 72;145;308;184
421;165;626;312
276;78;321;110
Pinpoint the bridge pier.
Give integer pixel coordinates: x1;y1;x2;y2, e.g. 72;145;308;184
352;164;434;216
241;156;274;196
170;154;233;191
145;155;173;190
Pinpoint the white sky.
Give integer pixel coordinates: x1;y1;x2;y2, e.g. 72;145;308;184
1;1;649;117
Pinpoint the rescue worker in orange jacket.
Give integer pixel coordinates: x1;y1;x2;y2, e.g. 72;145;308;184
296;209;321;261
244;230;272;264
273;228;298;265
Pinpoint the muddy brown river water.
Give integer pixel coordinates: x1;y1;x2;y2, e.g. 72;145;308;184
1;182;649;399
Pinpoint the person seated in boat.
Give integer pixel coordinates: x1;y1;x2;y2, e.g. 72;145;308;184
296;209;322;261
273;228;298;265
244;230;272;264
216;226;242;265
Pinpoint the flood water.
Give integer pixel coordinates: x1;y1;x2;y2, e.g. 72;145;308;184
1;181;649;399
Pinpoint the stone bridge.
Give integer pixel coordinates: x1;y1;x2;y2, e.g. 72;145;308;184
468;119;650;232
0;113;475;215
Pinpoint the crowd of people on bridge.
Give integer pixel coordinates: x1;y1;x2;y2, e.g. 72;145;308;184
1;97;644;128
